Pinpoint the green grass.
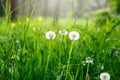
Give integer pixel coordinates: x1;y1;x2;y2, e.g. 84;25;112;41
0;15;120;80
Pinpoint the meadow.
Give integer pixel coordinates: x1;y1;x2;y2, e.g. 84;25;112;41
0;14;120;80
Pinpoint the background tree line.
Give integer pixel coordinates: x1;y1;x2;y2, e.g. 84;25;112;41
0;0;120;19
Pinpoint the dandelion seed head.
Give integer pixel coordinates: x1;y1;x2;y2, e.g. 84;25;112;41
46;31;56;40
59;30;68;36
69;31;80;41
100;72;110;80
86;57;93;64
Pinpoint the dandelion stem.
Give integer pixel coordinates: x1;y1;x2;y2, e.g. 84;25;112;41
44;40;52;80
85;63;90;80
58;37;63;69
65;41;74;80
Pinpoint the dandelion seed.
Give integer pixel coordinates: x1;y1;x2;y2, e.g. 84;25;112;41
69;31;80;41
46;31;56;40
59;30;68;36
100;72;110;80
86;57;93;64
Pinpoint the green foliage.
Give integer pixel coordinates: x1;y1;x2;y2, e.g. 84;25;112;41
109;0;120;14
0;0;5;16
92;8;112;25
0;15;120;80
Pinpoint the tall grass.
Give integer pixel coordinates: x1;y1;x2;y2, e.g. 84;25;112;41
0;15;120;80
0;1;120;80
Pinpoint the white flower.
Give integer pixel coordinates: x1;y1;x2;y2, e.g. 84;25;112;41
59;30;68;36
100;72;110;80
86;57;93;64
69;31;80;40
46;31;56;40
82;61;86;66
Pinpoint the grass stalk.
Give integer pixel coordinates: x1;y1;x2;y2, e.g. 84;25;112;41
65;41;74;80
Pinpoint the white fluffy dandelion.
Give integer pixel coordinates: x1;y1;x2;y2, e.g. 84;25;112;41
69;31;80;40
46;31;56;40
59;29;68;36
100;72;110;80
86;57;93;64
